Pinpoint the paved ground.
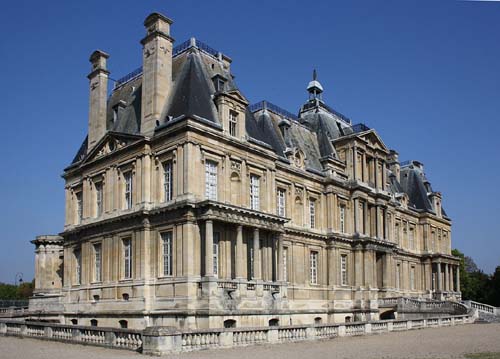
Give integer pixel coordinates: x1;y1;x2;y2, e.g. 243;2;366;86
1;323;499;359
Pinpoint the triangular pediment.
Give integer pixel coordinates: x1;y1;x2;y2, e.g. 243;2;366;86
226;90;249;105
359;130;389;153
83;132;144;164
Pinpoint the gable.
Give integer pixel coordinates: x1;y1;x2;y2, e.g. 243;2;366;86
83;132;144;164
359;130;389;153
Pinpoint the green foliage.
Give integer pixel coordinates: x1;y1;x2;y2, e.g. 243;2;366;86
453;249;500;307
0;280;34;300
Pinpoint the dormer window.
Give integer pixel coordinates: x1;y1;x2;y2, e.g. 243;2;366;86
212;74;226;92
229;110;238;137
112;100;126;124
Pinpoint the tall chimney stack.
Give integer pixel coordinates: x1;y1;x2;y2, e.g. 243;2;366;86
140;12;174;136
87;50;110;152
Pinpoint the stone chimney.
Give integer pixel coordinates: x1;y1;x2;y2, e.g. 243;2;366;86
140;12;174;136
87;50;110;152
388;150;400;182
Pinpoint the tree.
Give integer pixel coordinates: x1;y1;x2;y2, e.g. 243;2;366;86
453;249;500;306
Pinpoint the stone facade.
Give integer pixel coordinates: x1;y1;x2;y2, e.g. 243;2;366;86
31;11;460;330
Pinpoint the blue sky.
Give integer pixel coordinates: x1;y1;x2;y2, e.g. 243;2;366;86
0;0;499;283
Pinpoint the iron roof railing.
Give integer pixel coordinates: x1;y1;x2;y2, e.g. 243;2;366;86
114;66;143;88
113;38;223;90
173;38;220;58
249;100;299;121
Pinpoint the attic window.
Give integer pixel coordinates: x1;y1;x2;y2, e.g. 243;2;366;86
213;75;226;92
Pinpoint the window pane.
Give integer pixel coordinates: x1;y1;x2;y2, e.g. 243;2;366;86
250;175;260;210
163;161;173;202
94;244;102;282
123;239;132;279
161;232;173;276
205;161;218;200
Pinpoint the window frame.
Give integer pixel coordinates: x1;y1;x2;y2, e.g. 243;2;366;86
123;171;133;210
160;231;173;277
249;174;260;211
163;160;173;202
310;251;318;285
122;238;132;280
95;182;103;217
339;205;346;233
205;160;218;201
277;187;286;217
213;232;220;278
93;243;102;283
309;198;316;229
340;254;348;286
229;110;238;137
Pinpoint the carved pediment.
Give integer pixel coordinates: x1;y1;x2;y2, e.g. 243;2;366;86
359;131;389;152
84;132;143;164
225;90;249;105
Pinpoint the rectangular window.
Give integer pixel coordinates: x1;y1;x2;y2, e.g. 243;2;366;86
161;232;173;276
395;222;400;243
163;161;173;202
123;238;132;279
95;182;103;217
339;205;346;233
277;188;286;217
409;227;415;249
124;172;133;210
410;266;415;290
250;175;260;210
309;199;316;228
213;232;220;277
341;254;348;286
76;191;83;223
205;160;218;200
94;243;102;282
74;248;82;285
229;110;238;137
310;251;318;285
283;247;288;282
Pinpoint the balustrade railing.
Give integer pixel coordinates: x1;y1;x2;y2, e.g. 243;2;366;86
0;320;142;351
1;313;474;356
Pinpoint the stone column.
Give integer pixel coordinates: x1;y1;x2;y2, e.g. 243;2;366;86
253;228;261;280
444;264;449;292
235;225;244;279
353;198;359;233
363;202;368;235
277;233;284;281
205;220;214;277
354;246;363;287
456;265;460;292
437;262;442;292
375;206;380;238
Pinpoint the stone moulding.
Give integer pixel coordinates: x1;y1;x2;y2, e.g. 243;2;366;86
0;313;474;356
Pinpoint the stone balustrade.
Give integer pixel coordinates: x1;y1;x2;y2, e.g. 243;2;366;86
0;314;474;356
462;300;499;315
0;319;142;352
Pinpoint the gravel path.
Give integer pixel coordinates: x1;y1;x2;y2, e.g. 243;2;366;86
0;323;499;359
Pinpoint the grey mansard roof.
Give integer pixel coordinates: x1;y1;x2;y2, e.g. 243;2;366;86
72;38;446;217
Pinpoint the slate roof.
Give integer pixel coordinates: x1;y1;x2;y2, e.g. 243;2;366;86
71;38;447;217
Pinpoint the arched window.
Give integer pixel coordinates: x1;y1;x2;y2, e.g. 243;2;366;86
119;320;128;329
345;316;352;323
314;317;322;325
268;318;279;327
223;319;236;328
90;319;98;327
70;319;78;325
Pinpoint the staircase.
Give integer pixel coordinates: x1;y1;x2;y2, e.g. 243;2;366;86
461;300;500;323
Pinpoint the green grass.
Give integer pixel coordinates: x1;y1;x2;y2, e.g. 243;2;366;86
464;353;500;359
